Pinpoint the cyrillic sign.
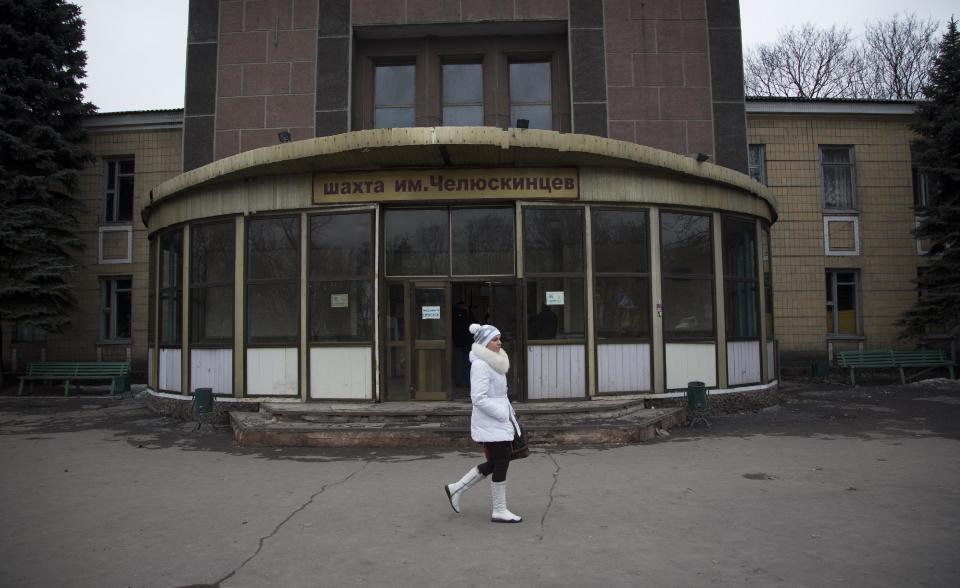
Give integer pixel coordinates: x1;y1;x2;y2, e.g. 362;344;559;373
313;168;578;203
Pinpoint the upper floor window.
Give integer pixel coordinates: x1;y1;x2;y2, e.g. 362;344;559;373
510;61;552;130
748;144;766;185
103;158;134;223
820;146;856;210
375;64;415;129
442;62;483;126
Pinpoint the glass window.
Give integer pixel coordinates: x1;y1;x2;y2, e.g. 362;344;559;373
101;276;132;340
385;209;449;276
660;212;714;339
442;63;483;126
912;166;931;210
762;227;774;340
247;217;300;343
826;270;859;336
722;218;759;339
375;64;415;128
510;61;552;130
309;212;374;342
820;146;856;210
159;228;183;346
592;209;650;340
103;158;134;223
748;144;766;185
523;208;583;274
451;208;514;275
190;221;235;345
148;237;157;345
526;278;585;339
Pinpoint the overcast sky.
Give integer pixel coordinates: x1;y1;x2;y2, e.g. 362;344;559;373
75;0;957;113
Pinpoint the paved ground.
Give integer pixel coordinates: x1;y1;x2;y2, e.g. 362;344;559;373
1;377;959;587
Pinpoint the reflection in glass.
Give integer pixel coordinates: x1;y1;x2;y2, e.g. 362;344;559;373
595;277;650;338
662;277;714;338
385;209;449;276
247;283;299;341
375;64;415;128
415;287;445;340
526;278;584;339
191;222;234;284
443;63;483;126
452;208;514;275
309;213;372;278
309;280;373;341
247;217;299;280
523;208;583;274
722;218;759;338
661;212;712;276
159;229;182;345
592;209;648;273
191;286;233;342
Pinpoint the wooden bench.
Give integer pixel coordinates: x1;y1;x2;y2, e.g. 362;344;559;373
891;350;956;384
836;350;896;385
17;362;131;396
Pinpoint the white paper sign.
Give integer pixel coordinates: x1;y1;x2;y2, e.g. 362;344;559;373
330;294;348;308
545;291;565;305
422;305;441;320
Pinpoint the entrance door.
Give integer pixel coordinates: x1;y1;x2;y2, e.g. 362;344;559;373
412;282;449;400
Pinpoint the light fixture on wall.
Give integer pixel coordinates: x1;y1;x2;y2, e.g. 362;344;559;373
278;131;292;143
695;152;710;162
516;119;529;129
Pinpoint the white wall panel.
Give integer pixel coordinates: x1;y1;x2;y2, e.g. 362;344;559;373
597;343;651;393
310;347;372;399
147;347;154;389
727;340;761;386
665;343;716;389
767;340;776;380
527;344;585;400
246;348;299;396
191;348;234;395
159;348;182;392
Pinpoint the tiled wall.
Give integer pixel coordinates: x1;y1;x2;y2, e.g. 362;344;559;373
748;115;922;363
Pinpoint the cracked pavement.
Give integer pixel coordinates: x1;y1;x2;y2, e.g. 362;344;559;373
1;378;959;587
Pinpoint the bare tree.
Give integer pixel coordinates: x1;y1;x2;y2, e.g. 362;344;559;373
856;13;939;99
745;24;861;98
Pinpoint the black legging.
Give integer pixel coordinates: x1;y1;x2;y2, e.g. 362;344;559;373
477;441;511;482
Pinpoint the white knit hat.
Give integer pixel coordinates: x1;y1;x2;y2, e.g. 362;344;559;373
469;323;500;347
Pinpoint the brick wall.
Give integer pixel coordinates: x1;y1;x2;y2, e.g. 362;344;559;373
748;114;922;365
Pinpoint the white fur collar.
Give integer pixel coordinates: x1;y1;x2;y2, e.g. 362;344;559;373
470;343;510;375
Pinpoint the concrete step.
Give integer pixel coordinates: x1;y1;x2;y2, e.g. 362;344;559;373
229;406;687;447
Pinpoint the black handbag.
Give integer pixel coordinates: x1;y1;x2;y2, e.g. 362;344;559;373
510;422;530;460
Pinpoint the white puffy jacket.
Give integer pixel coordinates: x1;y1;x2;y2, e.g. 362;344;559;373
469;343;521;442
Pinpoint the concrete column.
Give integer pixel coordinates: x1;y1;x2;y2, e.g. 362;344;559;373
713;212;727;389
181;224;191;396
649;208;665;394
584;206;596;397
233;217;245;398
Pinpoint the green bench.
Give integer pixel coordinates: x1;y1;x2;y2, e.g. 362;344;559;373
17;362;131;396
891;350;955;384
836;350;956;385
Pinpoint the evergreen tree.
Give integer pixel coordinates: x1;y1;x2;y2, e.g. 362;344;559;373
899;19;960;340
0;0;95;385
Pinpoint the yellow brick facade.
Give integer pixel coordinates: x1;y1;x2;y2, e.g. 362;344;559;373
747;109;924;364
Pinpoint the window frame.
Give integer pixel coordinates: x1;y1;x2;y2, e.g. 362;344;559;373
373;61;417;129
825;269;861;338
659;210;716;341
189;219;236;348
102;157;135;224
748;144;767;185
819;145;857;211
245;215;302;347
100;275;133;342
591;207;652;342
721;215;760;341
158;227;183;347
441;60;485;127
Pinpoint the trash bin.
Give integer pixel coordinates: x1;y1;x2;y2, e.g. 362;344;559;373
811;363;829;378
193;387;213;415
686;381;707;411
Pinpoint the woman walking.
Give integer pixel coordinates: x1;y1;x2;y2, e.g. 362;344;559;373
444;323;522;523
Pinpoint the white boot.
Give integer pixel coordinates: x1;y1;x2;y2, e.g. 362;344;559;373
444;466;485;513
490;480;522;523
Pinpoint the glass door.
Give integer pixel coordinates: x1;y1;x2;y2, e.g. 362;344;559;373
412;282;449;400
383;282;409;400
489;282;522;400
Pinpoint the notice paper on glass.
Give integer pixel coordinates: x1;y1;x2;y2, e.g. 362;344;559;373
545;291;564;306
330;294;348;308
422;305;441;320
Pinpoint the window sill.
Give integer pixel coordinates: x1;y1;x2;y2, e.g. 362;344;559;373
826;335;863;341
822;209;859;215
